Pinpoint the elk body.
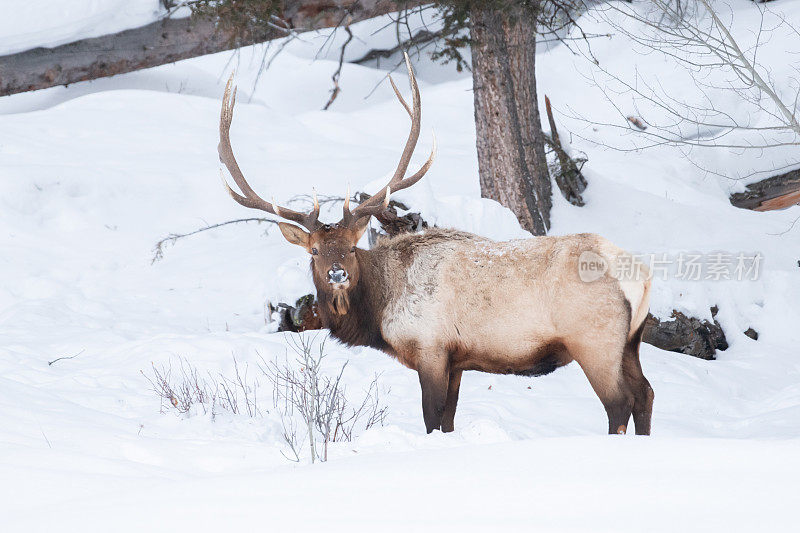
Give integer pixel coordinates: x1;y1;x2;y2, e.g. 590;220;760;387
217;55;654;435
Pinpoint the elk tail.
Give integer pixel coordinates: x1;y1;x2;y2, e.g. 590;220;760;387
629;268;651;341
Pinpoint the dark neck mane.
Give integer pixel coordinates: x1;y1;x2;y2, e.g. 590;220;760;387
313;250;389;351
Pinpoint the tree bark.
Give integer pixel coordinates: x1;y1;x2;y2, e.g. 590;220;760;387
469;4;552;235
0;0;425;97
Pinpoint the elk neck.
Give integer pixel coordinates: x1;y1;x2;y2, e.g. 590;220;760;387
312;248;390;352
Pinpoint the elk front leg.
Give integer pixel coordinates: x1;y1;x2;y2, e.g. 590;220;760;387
441;369;462;433
417;354;450;434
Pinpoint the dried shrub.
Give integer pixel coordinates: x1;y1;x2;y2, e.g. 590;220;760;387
261;333;388;462
142;354;262;418
143;336;388;463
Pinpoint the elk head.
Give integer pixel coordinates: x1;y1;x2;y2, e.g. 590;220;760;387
218;53;435;315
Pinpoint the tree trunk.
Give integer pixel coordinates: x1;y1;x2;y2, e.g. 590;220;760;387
0;0;425;97
469;4;551;235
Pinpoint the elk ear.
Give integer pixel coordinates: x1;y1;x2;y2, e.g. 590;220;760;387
278;222;311;250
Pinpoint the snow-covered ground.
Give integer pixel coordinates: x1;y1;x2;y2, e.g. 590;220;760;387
1;2;799;531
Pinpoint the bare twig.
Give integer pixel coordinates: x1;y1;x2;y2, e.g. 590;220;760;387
566;0;800;159
288;192;349;209
698;0;799;135
351;28;445;66
48;349;85;366
151;217;276;263
323;26;354;110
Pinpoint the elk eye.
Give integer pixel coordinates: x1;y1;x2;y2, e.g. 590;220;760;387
311;248;318;255
350;246;356;253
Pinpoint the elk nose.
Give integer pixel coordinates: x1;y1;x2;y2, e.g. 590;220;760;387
328;263;349;284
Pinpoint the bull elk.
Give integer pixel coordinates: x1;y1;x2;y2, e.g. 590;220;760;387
217;55;654;435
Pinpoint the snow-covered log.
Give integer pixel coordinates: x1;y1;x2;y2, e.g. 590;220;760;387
642;310;728;360
0;0;425;97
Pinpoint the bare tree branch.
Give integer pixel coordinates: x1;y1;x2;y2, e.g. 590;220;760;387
151;218;277;264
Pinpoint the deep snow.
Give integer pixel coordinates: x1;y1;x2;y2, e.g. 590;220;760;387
1;2;799;531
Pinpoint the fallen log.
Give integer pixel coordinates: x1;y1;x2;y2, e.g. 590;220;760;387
642;308;728;360
729;167;800;211
0;0;426;97
269;294;322;332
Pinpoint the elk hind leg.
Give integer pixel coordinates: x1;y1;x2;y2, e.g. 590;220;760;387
598;376;633;435
572;345;633;435
622;324;654;435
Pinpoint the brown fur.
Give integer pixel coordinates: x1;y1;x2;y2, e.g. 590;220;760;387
448;339;571;376
313;250;389;352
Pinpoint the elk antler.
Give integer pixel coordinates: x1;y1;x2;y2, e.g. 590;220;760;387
218;73;321;231
343;52;437;225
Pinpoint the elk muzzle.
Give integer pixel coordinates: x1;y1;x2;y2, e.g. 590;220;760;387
328;263;349;288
